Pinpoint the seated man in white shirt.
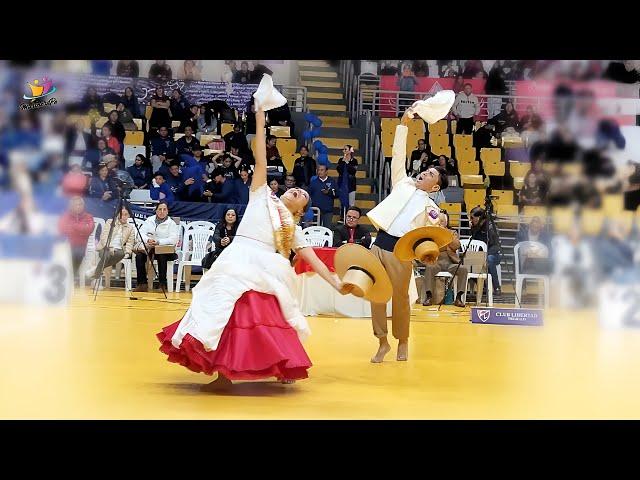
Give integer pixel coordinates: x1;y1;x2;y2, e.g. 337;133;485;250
367;106;448;363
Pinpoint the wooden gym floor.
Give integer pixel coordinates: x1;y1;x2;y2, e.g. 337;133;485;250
1;288;640;419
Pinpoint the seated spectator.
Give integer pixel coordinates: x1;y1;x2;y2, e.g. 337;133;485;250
170;89;190;125
181;104;200;133
516;216;552;247
127;154;153;189
213;208;238;259
164;162;190;200
223;122;249;153
178;60;202;81
440;62;459;78
308;164;337;227
488;101;520;135
596;220;635;278
516;216;553;275
101;124;121;157
433;154;458;177
380;61;399;75
469;206;502;295
332;206;371;248
105;110;126;145
462;60;486;79
203;167;234;203
93;138;117;168
473;123;496;149
422;211;467;307
156;154;176;180
85;206;135;286
150;172;174;203
88;163;114;202
191;145;214;175
175;125;200;157
149;86;172;131
116;60;139;78
552;225;595;308
234;168;252;204
81;86;105;116
122;87;141;118
519;171;546;209
150;126;176;172
133;201;179;292
196;105;217;137
284;174;297;192
292;145;316;187
412;60;429;77
520;105;543;132
269;178;283;198
116;102;137;131
148;60;172;83
57;196;95;279
61;164;89;196
65;119;93;160
410;139;429;173
233;61;252;84
265;135;286;181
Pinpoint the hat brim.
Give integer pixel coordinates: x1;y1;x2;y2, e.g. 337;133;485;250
411;90;456;124
393;226;454;262
334;244;392;304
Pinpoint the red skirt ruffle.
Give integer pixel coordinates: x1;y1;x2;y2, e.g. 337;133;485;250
157;290;312;381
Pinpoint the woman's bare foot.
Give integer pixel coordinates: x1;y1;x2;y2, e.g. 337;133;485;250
397;341;409;361
371;339;391;363
201;374;232;392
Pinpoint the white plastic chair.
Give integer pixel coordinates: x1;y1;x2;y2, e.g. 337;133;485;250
185;221;216;231
461;239;494;306
301;226;333;247
175;227;214;292
514;241;550;308
78;217;105;286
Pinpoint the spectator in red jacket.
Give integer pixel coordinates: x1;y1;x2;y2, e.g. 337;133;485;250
58;196;95;278
61;164;89;197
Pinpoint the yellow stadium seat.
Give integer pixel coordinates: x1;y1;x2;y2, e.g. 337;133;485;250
492;190;514;205
522;206;547;219
551;207;576;235
458;160;480;176
431;144;451;157
480;148;501;164
464;189;486;210
269;125;291;138
124;131;144;146
460;175;484;187
495;204;519;217
580;208;605;236
439;202;462;228
277;138;297;157
103;103;116;113
429;133;449;149
429;119;448;134
282;153;298;172
407;118;425;138
453;134;473;150
456;147;476;163
95;117;108;129
602;194;624;215
509;161;530;178
221;123;235;137
200;134;217;147
483;161;506;176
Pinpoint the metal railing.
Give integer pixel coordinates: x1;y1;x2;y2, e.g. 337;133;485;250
275;84;307;112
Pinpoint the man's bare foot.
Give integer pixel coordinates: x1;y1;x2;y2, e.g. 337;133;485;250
397;341;409;361
371;341;391;363
201;374;232;392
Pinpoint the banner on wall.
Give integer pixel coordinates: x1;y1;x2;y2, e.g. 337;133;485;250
378;76;486;118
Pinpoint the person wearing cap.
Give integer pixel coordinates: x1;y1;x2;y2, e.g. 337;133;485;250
366;96;453;363
203;167;234;203
150;172;175;204
422;212;467;307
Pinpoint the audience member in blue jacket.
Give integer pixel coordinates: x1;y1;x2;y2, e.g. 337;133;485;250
203;167;235;203
126;154;153;189
307;164;337;227
150;172;175;204
88;164;114;202
233;168;252;204
175;126;200;156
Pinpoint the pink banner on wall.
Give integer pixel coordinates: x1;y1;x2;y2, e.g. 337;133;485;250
378;76;486;118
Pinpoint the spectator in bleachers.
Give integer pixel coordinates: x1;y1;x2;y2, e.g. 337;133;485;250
516;215;552;248
434;154;458;177
515;216;553;276
212;208;238;259
148;60;172;83
266;135;286;182
520;105;544;144
417;154;431;176
180;105;200;133
122;87;141;118
411;60;429;77
195;147;216;175
234;168;252;204
133;201;179;292
127;154;152;190
308;164;337;227
233;61;252;84
116;60;139;78
88;163;113;202
452;83;480;134
332;206;371;248
337;145;358;209
62;164;89;197
86;206;135;283
451;74;465;94
219;154;240;180
150;172;174;203
230;145;253;172
519;171;546;210
116;102;137;131
269;178;283;198
488;101;520;136
284;174;297;192
65;119;93;160
165;162;189;200
440;62;459;78
292;145;316;188
485;62;508;120
595;220;635;278
196;105;217;137
410;139;429;173
422;211;467;307
268;103;296;137
469;206;502;295
178;60;202;81
397;63;418;115
149;86;172;131
94;138;116;168
462;60;486;79
150;126;176;172
80;86;105;116
101;124;121;157
105;110;126;145
57;196;95;279
473;123;496;149
175;125;199;157
170;89;191;125
203;167;235;203
223;122;249;153
380;61;399;75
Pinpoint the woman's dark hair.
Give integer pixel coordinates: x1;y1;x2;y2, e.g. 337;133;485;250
470;206;486;219
224;208;237;223
347;206;362;216
108;110;119;120
155;200;169;211
118;207;129;219
102;124;112;134
124;87;134;97
135;154;151;169
266;134;277;142
299;145;309;153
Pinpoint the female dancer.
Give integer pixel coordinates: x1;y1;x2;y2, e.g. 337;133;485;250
157;100;348;391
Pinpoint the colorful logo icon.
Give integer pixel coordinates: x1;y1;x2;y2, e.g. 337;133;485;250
24;77;57;101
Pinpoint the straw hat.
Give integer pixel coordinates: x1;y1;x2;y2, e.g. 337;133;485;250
252;74;287;112
393;226;454;265
334;244;392;304
410;90;456;124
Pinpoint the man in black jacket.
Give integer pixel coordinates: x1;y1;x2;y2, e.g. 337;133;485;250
469;206;502;294
332;206;372;248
